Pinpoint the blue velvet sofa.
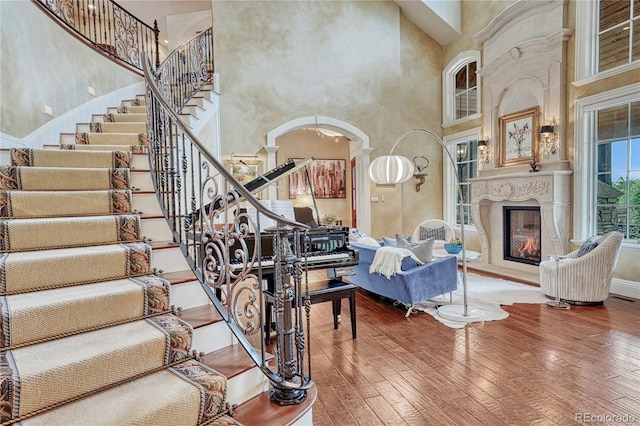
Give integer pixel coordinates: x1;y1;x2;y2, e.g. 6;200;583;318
347;241;458;316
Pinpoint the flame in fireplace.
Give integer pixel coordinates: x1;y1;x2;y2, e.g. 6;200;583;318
522;236;539;257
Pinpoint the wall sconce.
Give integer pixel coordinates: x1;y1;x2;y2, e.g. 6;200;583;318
540;117;559;155
477;139;491;163
456;144;468;162
412;155;429;192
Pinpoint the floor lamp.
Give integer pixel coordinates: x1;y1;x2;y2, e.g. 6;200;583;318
369;128;484;322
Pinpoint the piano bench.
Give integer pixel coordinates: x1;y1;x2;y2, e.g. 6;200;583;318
264;279;357;341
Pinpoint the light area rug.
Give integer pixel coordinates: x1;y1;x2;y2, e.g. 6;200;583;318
410;273;548;328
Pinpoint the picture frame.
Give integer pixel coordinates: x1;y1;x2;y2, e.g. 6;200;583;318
225;158;263;185
288;158;347;199
498;107;539;167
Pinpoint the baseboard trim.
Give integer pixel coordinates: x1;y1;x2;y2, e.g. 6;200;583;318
610;278;640;300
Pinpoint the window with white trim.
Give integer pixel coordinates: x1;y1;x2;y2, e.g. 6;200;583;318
574;83;640;242
442;51;481;126
443;129;481;227
575;0;639;83
595;101;640;239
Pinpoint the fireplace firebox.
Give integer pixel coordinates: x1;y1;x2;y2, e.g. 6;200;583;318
503;206;541;265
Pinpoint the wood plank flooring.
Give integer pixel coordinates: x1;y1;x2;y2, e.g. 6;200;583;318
304;273;640;425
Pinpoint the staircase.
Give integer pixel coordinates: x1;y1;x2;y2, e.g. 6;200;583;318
0;93;315;424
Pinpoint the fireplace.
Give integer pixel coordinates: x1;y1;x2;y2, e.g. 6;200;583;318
503;206;541;265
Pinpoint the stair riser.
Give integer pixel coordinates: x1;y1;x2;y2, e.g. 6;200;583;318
130;172;153;190
226;366;270;407
132;193;163;215
151;246;191;273
140;217;174;242
192;321;234;354
171;281;211;311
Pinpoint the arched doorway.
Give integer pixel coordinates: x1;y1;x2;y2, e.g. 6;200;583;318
266;116;372;235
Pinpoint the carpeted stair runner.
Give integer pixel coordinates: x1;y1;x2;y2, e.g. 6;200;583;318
0;189;132;218
0;166;130;191
0;97;240;425
0;214;141;252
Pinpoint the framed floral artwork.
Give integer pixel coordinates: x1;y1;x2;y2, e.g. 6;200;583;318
498;107;539;167
225;159;263;185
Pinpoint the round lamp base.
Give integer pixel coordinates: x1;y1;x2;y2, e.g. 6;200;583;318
437;304;484;322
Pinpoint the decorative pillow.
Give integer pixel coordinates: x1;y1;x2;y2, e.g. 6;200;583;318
382;234;410;247
397;235;434;263
420;226;446;241
382;236;397;247
349;228;367;243
358;236;381;247
577;237;598;257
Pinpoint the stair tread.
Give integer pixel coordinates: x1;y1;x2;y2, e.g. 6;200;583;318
159;269;196;284
233;385;317;426
176;304;222;328
201;344;274;380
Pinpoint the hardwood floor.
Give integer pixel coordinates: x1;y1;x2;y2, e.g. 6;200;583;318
303;274;640;425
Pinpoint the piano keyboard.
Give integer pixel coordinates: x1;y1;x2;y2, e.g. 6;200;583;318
229;251;351;271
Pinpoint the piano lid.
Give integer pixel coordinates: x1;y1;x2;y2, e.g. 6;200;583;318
209;157;315;212
242;157;314;194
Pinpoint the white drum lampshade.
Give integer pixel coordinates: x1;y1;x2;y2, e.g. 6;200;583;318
369;155;414;185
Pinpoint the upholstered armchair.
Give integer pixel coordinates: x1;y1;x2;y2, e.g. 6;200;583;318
411;219;456;250
539;232;624;305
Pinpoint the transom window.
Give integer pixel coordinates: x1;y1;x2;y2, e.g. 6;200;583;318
575;0;640;83
598;0;639;72
595;101;640;239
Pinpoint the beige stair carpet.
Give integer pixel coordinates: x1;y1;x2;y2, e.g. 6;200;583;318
11;148;130;169
74;132;147;147
117;105;147;114
0;242;152;294
0;214;141;252
60;143;147;153
103;112;147;122
0;189;132;218
0;166;130;191
0;275;170;347
90;121;147;134
3;315;192;418
19;362;236;426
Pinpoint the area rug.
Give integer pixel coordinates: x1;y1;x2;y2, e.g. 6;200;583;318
410;273;548;328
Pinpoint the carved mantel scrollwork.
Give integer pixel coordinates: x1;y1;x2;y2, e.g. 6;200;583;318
470;170;572;267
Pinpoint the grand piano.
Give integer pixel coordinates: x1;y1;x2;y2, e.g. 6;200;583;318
208;157;359;280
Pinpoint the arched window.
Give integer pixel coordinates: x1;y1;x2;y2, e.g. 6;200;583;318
442;50;481;126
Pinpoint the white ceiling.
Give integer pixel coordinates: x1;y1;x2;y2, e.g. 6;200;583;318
119;0;458;47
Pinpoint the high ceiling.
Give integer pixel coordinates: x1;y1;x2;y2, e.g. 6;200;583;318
119;0;458;47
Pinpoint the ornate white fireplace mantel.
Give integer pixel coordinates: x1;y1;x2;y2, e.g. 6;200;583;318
470;170;572;271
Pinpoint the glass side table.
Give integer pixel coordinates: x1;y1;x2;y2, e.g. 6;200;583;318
546;255;570;310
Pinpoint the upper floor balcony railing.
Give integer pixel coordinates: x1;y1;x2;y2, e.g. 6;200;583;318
34;0;159;72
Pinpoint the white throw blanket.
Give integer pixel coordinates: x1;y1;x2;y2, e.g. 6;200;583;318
369;246;422;279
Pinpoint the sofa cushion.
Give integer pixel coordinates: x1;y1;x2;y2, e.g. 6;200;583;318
420;225;446;241
349;228;368;243
397;235;434;263
358;236;381;247
577;237;598;257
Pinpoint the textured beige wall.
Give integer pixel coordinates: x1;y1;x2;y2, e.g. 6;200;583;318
166;10;213;51
0;1;141;138
211;1;444;239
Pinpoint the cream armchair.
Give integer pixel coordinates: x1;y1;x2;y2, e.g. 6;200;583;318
411;219;456;251
539;232;624;305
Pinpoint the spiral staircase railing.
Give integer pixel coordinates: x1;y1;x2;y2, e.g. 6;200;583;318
143;36;314;405
33;0;159;72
